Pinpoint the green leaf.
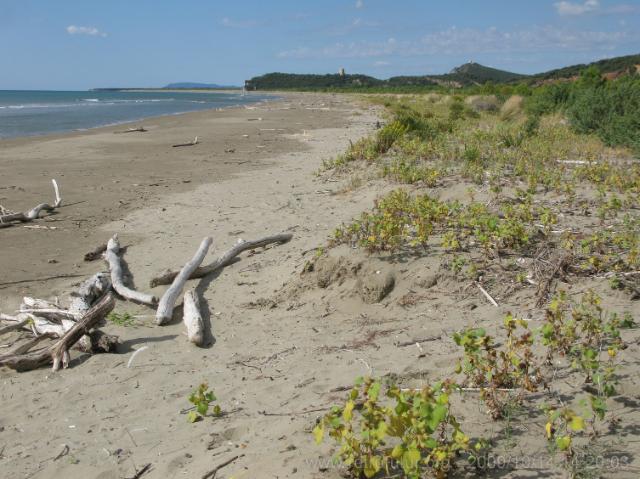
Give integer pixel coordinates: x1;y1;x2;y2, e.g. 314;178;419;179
197;402;208;416
556;435;572;451
427;404;448;431
313;423;325;444
187;411;200;423
569;415;585;432
364;456;381;478
343;400;355;422
401;447;421;472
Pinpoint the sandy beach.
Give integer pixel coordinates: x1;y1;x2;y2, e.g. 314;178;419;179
0;93;386;478
1;91;639;479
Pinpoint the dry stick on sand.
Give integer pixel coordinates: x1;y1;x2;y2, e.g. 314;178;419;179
202;454;243;479
104;235;157;306
0;293;115;372
155;237;212;325
114;126;147;134
183;289;205;346
475;281;499;307
84;243;108;261
150;233;293;287
172;136;199;147
0;179;61;228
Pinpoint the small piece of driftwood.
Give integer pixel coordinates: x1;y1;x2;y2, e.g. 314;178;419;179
0;293;115;372
104;235;157;306
114;126;147;134
150;233;293;287
172;136;199;147
0;318;30;336
475;282;499;307
155;237;212;325
0;179;62;228
183;290;205;346
84;243;108;261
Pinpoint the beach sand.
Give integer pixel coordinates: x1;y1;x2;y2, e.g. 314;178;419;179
0;93;386;478
1;93;638;479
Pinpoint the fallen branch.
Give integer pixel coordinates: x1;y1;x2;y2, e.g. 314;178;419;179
84;243;108;261
202;455;243;479
0;318;30;336
104;235;157;306
0;273;85;289
0;293;115;372
150;233;293;287
475;282;498;307
156;237;212;325
172;136;199;147
114;126;147;134
0;179;61;228
183;290;205;346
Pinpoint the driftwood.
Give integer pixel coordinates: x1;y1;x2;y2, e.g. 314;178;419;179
105;235;157;306
114;126;147;134
84;243;108;261
475;282;499;307
183;290;205;346
0;179;62;228
150;233;293;287
0;293;115;372
0;317;30;336
172;136;199;147
156;237;212;325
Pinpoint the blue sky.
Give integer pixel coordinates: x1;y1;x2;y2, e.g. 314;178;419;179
1;0;639;90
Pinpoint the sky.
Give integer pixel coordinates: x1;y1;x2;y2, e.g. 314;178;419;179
0;0;639;90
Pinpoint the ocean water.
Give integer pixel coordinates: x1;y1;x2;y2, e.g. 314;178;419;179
0;90;274;139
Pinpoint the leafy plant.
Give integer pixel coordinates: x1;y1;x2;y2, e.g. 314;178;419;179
106;311;135;327
453;316;545;419
187;382;221;423
313;377;486;478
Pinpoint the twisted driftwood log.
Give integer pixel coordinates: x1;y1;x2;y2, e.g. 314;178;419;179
0;293;115;372
183;290;205;346
150;233;293;287
156;237;212;325
0;179;62;228
104;235;157;306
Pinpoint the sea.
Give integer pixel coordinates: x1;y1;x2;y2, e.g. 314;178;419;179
0;90;274;139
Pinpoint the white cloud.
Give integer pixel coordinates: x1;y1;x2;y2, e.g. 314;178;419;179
66;25;107;37
221;17;258;28
373;60;390;67
355;0;364;9
554;0;599;15
277;25;636;59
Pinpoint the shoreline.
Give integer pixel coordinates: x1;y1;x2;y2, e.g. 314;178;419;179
0;91;279;143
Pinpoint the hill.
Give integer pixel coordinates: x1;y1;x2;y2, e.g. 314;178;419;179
245;54;639;91
532;53;640;81
245;63;528;91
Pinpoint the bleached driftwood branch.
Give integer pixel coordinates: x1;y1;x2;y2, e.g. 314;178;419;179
183;290;205;346
0;293;115;372
150;233;293;287
156;237;212;325
104;235;157;306
114;126;147;134
172;136;199;147
0;179;62;228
